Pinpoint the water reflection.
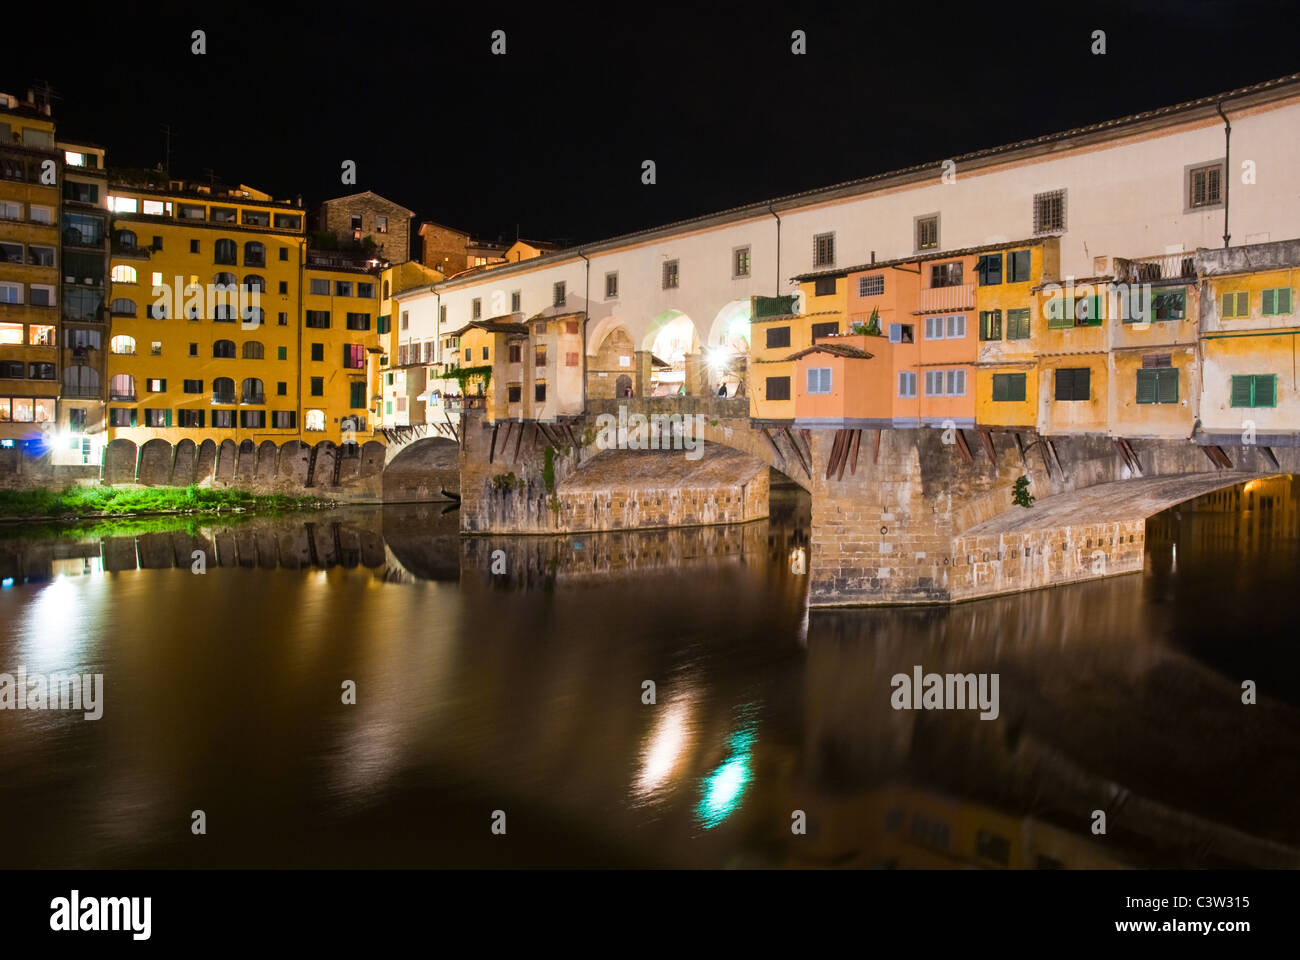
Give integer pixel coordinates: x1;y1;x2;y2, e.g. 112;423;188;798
0;479;1296;868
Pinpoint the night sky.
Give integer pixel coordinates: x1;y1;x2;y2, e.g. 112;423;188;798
8;1;1299;255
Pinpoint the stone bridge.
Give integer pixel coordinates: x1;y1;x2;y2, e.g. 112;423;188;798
379;397;1296;606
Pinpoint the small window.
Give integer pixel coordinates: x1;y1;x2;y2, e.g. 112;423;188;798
310;377;324;396
1230;374;1277;408
979;310;1002;341
534;345;546;367
507;385;522;403
898;371;917;397
1188;162;1223;209
334;280;351;297
915;215;938;251
813;233;835;268
1221;291;1249;318
311;343;324;362
1033;189;1067;234
977;254;1002;286
888;323;914;344
471;298;482;319
1262;287;1293;316
992;373;1026;402
661;261;678;290
508;343;521;363
806;367;832;394
814;277;836;297
1006;308;1031;340
1136;368;1179;404
946;314;966;338
534;383;547;402
605;272;618;299
930;262;963;288
766;326;791;349
765;376;791;401
309;278;329;296
511;290;521;312
1054;367;1091;401
811;321;839;340
1007;250;1032;283
733;246;751;278
183;379;203;393
858;274;884;297
554;281;567;306
566;351;579;367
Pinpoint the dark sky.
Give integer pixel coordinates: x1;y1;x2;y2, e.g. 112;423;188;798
8;0;1299;253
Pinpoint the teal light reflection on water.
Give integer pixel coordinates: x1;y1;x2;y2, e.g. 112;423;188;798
696;721;756;829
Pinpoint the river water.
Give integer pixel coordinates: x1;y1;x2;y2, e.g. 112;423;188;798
0;481;1297;868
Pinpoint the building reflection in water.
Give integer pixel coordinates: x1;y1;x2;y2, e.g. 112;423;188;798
0;476;1296;868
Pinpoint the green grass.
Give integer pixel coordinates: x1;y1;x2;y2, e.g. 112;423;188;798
0;485;328;520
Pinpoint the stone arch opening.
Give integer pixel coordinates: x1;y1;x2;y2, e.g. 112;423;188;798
704;299;752;398
587;318;637;399
641;310;700;397
383;436;460;503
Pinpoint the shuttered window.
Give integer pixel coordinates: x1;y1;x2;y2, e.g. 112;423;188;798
1136;368;1179;404
1054;367;1090;401
810;321;838;339
977;254;1002;286
765;376;791;401
978;310;1002;341
1221;291;1250;318
766;326;791;349
992;373;1026;402
1006;308;1031;340
1230;374;1277;408
1262;287;1293;316
806;367;832;394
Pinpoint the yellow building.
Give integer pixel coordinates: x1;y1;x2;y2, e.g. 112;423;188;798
972;239;1057;429
748;281;845;421
1196;240;1299;446
0;90;60;448
301;251;382;442
105;178;308;446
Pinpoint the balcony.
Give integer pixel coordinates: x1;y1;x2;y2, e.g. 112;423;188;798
63;385;101;399
211;393;235;405
240;392;265;405
110;391;136;401
1116;254;1196;284
917;282;975;313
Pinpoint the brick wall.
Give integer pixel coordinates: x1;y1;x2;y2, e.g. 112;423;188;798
317;195;411;264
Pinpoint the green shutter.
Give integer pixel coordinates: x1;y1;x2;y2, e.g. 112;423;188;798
1254;374;1277;407
1229;375;1253;407
165;409;172;427
1263;289;1275;315
130;409;138;427
1136;369;1157;404
1237;291;1249;316
1158;369;1178;404
1281;288;1293;314
992;374;1007;401
1221;292;1233;316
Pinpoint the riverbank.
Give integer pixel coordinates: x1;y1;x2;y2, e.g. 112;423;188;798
0;485;334;527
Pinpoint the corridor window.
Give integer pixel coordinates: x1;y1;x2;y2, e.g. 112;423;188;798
1033;189;1067;233
733;246;751;278
661;261;678;290
915;216;938;251
1187;162;1223;209
605;272;618;299
813;233;835;268
806;367;832;394
858;274;884;297
811;321;839;339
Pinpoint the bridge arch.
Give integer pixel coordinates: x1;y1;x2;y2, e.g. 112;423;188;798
383;435;461;503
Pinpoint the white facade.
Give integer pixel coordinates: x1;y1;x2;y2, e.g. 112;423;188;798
398;79;1300;373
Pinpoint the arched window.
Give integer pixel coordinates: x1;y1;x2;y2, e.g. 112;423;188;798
214;238;237;265
110;373;136;400
242;340;264;359
244;241;265;267
111;265;137;284
305;409;326;432
242;305;264;327
110;335;136;355
63;365;100;397
115;229;137;249
213;272;238;288
382;280;390;299
213;339;236;358
240;377;264;403
212;377;235;403
243;274;266;293
110;298;137;317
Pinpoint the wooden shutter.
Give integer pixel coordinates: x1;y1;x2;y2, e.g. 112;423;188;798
1254;375;1276;407
1263;289;1275;315
1230;375;1253;407
1158;369;1178;404
1054;369;1072;401
1136;370;1157;404
1236;291;1249;316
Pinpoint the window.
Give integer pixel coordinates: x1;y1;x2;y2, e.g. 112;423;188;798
1230;374;1277;408
814;277;836;296
277;382;287;396
510;290;521;312
858;274;884;297
1188;162;1223;209
1220;291;1249;318
376;216;388;234
766;376;791;401
930;262;963;288
63;181;99;205
946;314;966;338
304;409;325;431
888;323;914;344
565;351;579;367
179;410;204;428
213;340;236;359
28;363;55;380
305;310;330;329
924;314;965;340
183;379;202;393
274;214;301;230
534;345;546;367
241;210;270;228
349;382;366;409
273;411;295;429
1054;367;1090;401
924;369;966;396
766;326;791;349
212;410;234;428
507;385;522;403
471;297;482;320
350;215;362;232
1033;189;1066;233
811;321;839;339
992;373;1026;402
0;241;23;264
345;312;370;331
508;343;521;364
1006;308;1031;340
1151;290;1186;321
309;343;324;362
241;378;264;403
377;315;390;334
0;360;24;378
554;281;568;305
1137;367;1179;404
111;265;137;284
242;341;264;360
191;239;200;254
110;374;136;400
309;278;329;296
27;245;55;267
813;233;835;267
898;371;917;397
806;367;832;394
109;408;135;427
310;377;324;396
107;195;137;214
565;320;579;335
334;281;351;297
112;300;138;320
978;310;1002;341
144;409;170;428
240;410;265;428
110;335;136;355
210;206;237;223
1007;250;1032;283
1262;287;1293;316
535;383;547;403
733;246;751;278
212;377;236;403
29;285;54;307
189;342;199;357
605;272;618;299
146;377;166;392
29;204;53;225
214;239;237;265
1046;294;1102;328
344;344;365;369
916;215;938;251
977;254;1002;286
